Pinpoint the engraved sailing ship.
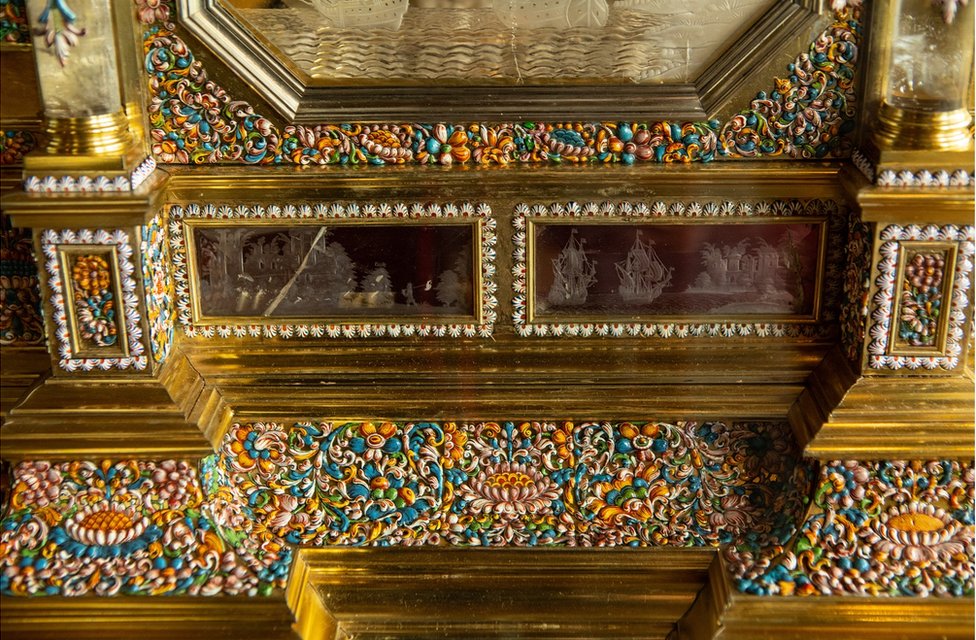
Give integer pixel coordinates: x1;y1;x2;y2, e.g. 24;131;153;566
615;231;672;304
547;229;597;306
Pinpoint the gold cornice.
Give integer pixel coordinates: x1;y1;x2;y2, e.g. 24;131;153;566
288;547;715;640
791;348;976;459
0;171;170;228
179;340;827;446
0;595;298;640
0;347;49;421
0;350;211;461
162;162;849;202
856;187;976;225
801;374;976;460
676;555;976;640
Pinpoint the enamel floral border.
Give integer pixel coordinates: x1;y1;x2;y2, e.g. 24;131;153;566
137;0;859;165
512;200;845;338
867;224;974;370
169;202;497;339
141;212;174;363
205;420;809;549
729;460;975;597
41;228;147;371
840;218;871;363
0;459;286;597
852;150;976;188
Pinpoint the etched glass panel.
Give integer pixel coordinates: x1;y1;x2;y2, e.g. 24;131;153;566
191;224;476;319
530;221;822;319
228;0;777;84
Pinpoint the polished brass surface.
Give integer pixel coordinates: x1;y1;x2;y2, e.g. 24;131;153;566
874;103;975;151
0;349;211;460
791;348;976;459
179;340;824;448
289;547;715;640
0;596;298;640
0;347;49;421
676;556;976;640
33;110;135;159
162;162;849;202
1;170;170;228
2;1;976;635
0;46;42;125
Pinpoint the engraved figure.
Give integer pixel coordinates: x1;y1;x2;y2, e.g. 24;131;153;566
615;231;672;304
547;228;597;306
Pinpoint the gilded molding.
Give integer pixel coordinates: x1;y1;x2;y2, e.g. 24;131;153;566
728;460;975;597
169;202;498;339
512;200;845;338
41;228;147;371
867;224;974;370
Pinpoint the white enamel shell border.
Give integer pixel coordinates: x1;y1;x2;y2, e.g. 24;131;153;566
512;200;844;338
41;228;148;371
24;157;157;193
852;149;974;188
868;224;975;370
169;202;497;339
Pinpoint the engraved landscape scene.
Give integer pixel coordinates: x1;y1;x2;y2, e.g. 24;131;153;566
193;225;475;318
534;222;821;318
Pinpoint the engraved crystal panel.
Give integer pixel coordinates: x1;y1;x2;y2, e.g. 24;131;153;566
530;221;823;320
190;223;476;320
229;0;777;84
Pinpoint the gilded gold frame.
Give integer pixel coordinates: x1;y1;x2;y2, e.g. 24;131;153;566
56;245;131;359
887;240;959;356
524;216;829;326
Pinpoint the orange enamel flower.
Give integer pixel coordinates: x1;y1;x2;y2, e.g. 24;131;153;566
441;422;468;468
71;255;111;297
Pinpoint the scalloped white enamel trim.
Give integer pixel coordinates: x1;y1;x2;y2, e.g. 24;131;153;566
24;157;157;193
868;224;975;370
